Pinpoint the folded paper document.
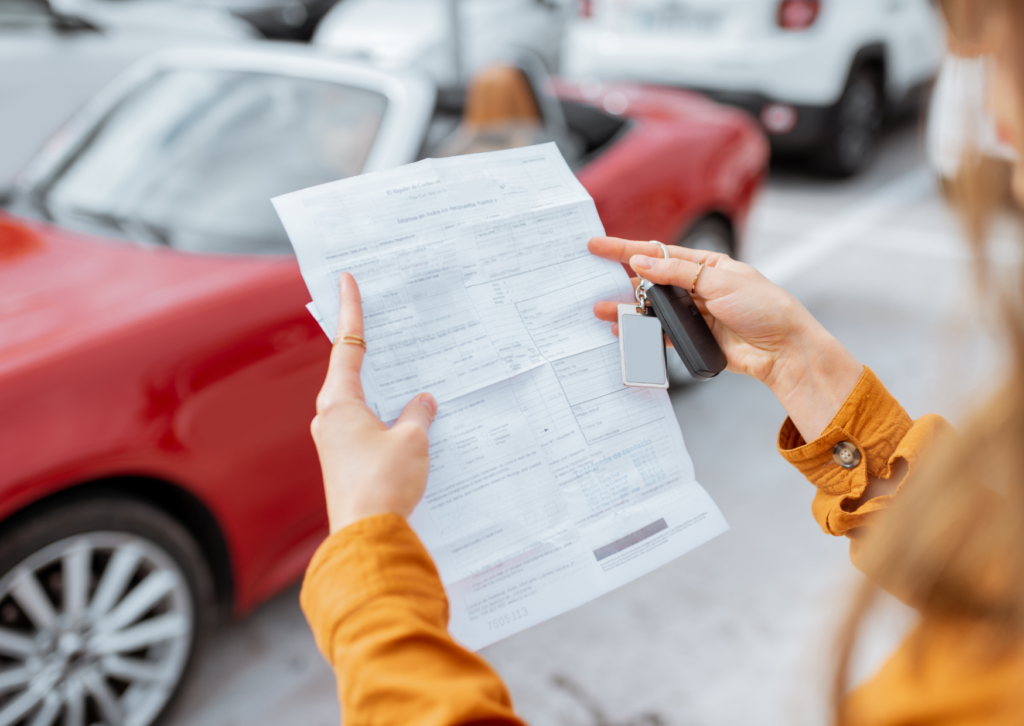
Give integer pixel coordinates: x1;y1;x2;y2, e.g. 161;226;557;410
273;143;727;649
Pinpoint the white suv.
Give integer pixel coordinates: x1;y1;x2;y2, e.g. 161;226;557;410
313;0;571;89
562;0;944;175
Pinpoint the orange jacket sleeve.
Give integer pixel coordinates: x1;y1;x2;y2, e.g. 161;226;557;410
842;618;1024;726
778;368;1024;724
777;366;954;569
300;514;527;726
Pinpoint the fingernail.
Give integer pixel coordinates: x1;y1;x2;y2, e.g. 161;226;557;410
631;255;653;271
418;393;437;417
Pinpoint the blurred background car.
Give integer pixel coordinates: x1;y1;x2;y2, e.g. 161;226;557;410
47;0;256;36
0;43;765;726
562;0;945;176
313;0;571;89
0;0;254;196
136;0;343;41
205;0;340;40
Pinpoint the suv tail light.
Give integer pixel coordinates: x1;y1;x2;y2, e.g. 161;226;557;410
578;0;593;18
777;0;819;30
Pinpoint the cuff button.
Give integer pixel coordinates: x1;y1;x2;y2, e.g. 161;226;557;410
832;441;861;469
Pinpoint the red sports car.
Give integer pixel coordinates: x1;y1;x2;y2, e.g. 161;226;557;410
0;45;766;726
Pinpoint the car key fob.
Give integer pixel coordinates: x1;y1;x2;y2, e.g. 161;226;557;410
645;283;726;381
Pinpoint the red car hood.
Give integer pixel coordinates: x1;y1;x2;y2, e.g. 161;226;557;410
0;214;294;374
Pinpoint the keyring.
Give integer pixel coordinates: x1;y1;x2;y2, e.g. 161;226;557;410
634;241;671;312
635;241;670;285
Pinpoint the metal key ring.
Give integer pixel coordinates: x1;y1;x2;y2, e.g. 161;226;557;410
635;241;670;284
634;241;671;311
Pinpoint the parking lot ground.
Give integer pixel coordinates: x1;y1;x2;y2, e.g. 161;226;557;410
166;123;1014;726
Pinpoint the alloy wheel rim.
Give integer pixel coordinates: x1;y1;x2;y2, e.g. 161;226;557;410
0;533;193;726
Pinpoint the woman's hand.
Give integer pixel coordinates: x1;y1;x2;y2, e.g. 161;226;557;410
589;237;863;441
311;273;437;533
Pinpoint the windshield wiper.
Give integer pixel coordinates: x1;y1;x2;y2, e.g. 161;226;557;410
58;207;172;247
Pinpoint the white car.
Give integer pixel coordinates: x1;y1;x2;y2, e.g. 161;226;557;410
562;0;945;175
47;0;257;37
0;0;254;193
313;0;571;88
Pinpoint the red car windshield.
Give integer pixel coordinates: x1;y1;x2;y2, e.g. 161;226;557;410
44;69;387;255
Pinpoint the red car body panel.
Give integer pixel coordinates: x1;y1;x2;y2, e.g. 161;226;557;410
567;82;767;247
0;218;329;610
0;84;766;614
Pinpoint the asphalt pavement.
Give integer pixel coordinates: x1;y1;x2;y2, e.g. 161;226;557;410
164;123;1014;726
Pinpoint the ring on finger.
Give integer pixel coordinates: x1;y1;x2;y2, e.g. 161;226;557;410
339;334;367;350
691;262;706;295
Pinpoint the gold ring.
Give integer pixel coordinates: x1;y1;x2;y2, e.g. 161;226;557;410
340;334;366;350
691;262;706;295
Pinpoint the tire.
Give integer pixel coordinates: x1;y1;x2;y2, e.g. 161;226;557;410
676;216;735;258
0;497;214;726
666;216;733;386
816;66;884;177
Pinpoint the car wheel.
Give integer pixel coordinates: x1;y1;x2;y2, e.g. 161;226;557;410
675;216;735;258
666;216;733;386
817;67;884;177
0;497;213;726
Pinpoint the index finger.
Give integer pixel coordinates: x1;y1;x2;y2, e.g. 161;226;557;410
588;236;725;266
324;272;366;402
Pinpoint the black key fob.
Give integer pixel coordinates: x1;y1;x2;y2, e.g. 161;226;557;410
646;283;726;381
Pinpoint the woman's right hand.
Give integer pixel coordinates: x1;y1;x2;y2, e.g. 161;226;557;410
589;236;864;441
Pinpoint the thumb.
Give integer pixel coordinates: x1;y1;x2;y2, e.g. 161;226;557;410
393;392;437;434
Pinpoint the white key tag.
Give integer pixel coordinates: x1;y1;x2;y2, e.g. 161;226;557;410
618;280;669;389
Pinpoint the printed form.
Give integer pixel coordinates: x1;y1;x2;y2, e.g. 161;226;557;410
273;143;728;649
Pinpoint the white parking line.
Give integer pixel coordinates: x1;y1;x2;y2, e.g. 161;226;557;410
858;228;1022;265
755;167;937;286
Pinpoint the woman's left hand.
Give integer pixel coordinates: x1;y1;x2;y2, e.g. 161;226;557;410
588;236;863;442
311;273;438;533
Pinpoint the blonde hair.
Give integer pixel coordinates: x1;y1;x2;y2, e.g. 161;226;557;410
834;0;1024;718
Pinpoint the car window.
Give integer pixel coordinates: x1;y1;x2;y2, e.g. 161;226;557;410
46;69;388;255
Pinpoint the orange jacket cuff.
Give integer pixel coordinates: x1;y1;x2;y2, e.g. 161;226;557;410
777;367;943;536
299;513;447;665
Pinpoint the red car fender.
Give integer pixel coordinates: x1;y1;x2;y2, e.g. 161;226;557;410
0;220;330;613
574;91;768;252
